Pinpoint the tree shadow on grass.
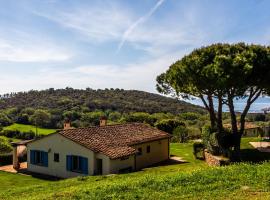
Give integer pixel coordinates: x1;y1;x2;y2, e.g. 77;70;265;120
240;149;270;163
148;156;189;168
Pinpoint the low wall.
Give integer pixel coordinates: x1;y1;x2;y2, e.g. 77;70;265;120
204;150;230;166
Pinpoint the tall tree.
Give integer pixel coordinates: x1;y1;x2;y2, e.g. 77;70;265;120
157;43;270;158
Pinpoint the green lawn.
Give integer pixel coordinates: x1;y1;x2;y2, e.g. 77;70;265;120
0;139;269;200
2;123;57;135
140;142;207;175
241;137;270;162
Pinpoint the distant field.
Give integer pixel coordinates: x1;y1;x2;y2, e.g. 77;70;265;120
0;139;269;199
2;123;57;135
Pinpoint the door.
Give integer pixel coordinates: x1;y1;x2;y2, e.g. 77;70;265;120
96;159;103;175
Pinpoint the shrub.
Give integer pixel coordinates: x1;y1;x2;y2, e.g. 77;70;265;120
187;127;201;140
0;136;12;154
0;130;36;140
193;142;205;160
108;112;122;122
123;112;156;125
0;153;13;166
172;126;188;143
202;125;234;157
81;111;105;126
0;113;12;127
179;112;201;121
202;125;220;155
155;119;185;134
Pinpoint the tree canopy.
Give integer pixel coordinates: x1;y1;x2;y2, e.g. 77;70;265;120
157;43;270;157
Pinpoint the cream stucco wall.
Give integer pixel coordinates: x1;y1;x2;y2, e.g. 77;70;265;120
27;133;169;178
110;155;135;174
96;153;111;175
27;134;95;178
133;138;169;170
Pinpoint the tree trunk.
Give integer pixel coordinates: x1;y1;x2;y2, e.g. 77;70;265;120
217;95;223;134
217;94;225;155
227;96;238;135
200;94;217;129
227;94;241;160
207;94;217;130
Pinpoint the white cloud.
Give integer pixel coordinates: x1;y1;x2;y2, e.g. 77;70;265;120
117;0;166;51
0;38;71;62
32;1;203;56
33;3;132;43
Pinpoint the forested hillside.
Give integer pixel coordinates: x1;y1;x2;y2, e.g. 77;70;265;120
0;88;204;114
0;88;205;130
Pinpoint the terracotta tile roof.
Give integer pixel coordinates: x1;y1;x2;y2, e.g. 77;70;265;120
58;123;171;159
224;122;260;130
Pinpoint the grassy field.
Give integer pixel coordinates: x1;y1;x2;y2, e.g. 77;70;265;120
2;123;57;135
0;138;270;199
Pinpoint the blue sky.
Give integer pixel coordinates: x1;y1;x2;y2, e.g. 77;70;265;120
0;0;269;94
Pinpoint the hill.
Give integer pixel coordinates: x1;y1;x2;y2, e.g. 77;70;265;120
0;88;205;114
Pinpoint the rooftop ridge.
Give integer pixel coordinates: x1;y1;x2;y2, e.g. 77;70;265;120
60;122;149;131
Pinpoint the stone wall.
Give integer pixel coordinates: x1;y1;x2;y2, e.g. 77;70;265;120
204;150;230;166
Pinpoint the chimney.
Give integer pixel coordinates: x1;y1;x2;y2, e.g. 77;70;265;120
64;121;72;130
100;116;107;126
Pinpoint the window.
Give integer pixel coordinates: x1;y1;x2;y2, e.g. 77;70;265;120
66;155;88;174
120;156;129;160
147;145;151;153
72;156;79;171
30;150;48;167
54;153;59;162
35;151;42;164
137;147;142;156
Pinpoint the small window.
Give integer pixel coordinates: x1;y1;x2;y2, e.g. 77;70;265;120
147;145;151;153
30;150;48;167
72;156;80;171
137;147;142;156
35;151;42;164
66;155;88;174
120;156;129;160
54;153;59;162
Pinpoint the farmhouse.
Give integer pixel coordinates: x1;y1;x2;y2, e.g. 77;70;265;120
224;122;264;137
25;119;171;178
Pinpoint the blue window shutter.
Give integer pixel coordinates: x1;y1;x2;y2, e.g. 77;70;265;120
30;150;35;164
43;152;48;167
80;157;88;175
66;155;72;171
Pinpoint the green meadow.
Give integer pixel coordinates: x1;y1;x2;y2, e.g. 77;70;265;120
0;138;269;200
2;123;57;135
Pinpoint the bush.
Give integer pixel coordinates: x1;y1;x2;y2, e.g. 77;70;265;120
0;136;12;154
81;111;105;126
123;112;156;125
193;142;205;160
0;130;36;140
187;127;201;140
202;125;220;155
202;125;234;157
179;112;201;121
108;112;122;122
0;153;13;166
172;126;188;143
0;113;12;127
155;119;185;134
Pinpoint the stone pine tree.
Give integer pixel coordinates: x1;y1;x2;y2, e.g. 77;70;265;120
157;43;270;159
